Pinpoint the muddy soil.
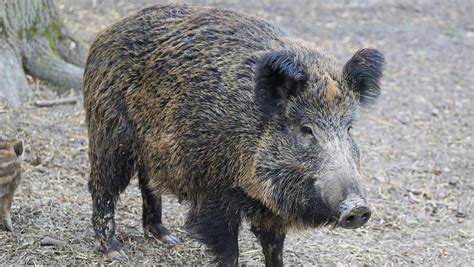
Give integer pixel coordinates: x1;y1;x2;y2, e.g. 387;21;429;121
0;0;472;265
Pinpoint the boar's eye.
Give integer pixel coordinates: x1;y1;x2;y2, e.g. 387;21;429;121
347;125;353;135
301;125;314;136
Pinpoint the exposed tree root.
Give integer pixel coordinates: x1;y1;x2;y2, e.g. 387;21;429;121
56;28;89;68
24;38;84;91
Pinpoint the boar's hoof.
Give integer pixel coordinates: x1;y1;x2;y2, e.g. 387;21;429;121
338;199;371;229
106;249;129;263
144;223;178;245
1;218;13;232
161;234;179;245
95;239;129;263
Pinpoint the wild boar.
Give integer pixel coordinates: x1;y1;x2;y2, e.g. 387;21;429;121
84;4;384;265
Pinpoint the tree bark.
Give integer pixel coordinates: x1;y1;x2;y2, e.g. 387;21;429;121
0;0;87;107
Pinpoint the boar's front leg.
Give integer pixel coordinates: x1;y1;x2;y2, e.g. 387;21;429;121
187;198;241;266
251;219;286;267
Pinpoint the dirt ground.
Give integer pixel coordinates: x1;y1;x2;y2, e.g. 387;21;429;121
1;0;472;265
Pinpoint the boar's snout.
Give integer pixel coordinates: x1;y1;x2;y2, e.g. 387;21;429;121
338;197;371;229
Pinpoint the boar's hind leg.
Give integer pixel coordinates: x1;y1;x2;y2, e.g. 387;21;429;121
139;172;178;244
251;220;286;267
88;125;135;262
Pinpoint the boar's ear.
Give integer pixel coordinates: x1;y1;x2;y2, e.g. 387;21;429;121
343;48;385;107
255;51;308;118
13;140;23;157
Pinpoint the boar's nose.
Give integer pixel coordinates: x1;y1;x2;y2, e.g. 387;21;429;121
338;197;371;229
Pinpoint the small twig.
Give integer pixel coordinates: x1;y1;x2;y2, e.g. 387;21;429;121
40;236;67;247
35;77;40;92
34;97;77;107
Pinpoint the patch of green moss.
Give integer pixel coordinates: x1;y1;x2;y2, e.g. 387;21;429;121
26;15;40;39
42;20;63;52
22;14;64;53
0;20;6;38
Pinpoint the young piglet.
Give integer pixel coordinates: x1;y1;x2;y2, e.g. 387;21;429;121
0;140;23;231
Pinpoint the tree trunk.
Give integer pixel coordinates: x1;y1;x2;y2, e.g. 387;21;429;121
0;0;87;107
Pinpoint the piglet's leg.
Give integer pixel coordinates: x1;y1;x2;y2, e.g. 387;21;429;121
1;183;19;232
1;197;13;231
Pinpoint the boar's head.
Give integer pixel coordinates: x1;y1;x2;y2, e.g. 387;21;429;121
250;48;384;229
